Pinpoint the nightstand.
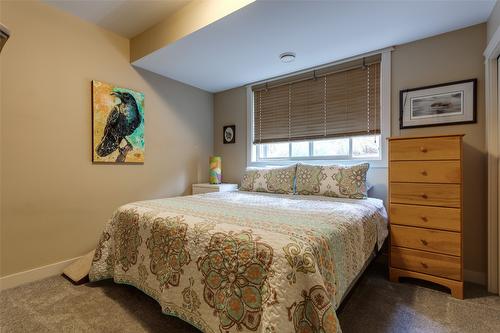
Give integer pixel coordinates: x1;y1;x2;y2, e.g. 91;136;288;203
192;183;238;195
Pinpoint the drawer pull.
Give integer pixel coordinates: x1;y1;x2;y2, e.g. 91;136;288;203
421;170;428;176
421;193;428;199
421;216;428;222
420;147;428;153
420;262;428;269
420;239;428;246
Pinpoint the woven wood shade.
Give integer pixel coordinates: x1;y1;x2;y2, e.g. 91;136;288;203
253;55;380;144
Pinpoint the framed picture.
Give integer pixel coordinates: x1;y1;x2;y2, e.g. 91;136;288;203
223;125;236;144
92;80;145;163
400;79;476;129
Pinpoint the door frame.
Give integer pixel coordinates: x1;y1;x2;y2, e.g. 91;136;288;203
484;26;500;294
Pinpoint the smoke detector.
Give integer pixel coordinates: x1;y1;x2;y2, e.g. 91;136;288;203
280;52;296;63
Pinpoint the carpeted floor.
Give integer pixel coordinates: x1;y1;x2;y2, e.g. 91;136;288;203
1;263;499;333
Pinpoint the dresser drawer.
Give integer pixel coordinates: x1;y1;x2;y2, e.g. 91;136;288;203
390;161;461;183
391;247;461;281
390;204;461;231
390;183;460;208
391;225;460;256
390;136;461;161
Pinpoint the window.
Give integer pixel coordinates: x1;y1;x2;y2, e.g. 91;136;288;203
248;51;390;165
256;135;380;161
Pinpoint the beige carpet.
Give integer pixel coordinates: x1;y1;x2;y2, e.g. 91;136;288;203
1;263;499;333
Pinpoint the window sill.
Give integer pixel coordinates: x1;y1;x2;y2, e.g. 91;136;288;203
248;158;387;169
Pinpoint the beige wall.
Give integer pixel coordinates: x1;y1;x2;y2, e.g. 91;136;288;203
0;1;213;277
214;24;488;280
487;0;500;43
392;24;487;277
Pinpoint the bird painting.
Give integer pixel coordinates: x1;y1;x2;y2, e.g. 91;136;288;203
92;81;144;163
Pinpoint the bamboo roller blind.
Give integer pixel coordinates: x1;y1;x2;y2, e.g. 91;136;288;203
252;54;381;144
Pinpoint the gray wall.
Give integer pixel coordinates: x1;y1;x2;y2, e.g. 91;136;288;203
213;87;248;184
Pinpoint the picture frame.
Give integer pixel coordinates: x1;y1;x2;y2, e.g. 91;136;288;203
223;125;236;144
92;80;145;163
399;79;476;129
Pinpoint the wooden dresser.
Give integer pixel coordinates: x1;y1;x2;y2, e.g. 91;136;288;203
388;134;464;299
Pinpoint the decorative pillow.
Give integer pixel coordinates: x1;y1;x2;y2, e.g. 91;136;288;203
239;169;258;191
295;163;369;199
240;165;297;194
255;165;297;194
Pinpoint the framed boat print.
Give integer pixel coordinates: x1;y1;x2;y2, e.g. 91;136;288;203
400;79;476;129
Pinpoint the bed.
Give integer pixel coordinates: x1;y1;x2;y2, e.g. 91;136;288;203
90;191;388;333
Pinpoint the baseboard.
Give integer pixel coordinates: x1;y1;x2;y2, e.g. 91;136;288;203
464;269;487;286
0;256;83;291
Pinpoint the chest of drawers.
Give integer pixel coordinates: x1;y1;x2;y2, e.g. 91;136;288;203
388;134;464;299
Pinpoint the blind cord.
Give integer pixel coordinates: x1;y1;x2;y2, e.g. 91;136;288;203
259;90;262;144
375;65;378;143
367;64;370;134
324;75;327;137
288;84;292;140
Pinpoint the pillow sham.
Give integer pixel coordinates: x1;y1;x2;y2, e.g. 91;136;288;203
240;165;297;194
239;169;258;191
295;163;369;199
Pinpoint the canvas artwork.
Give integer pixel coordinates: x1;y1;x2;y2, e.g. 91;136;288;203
92;80;144;163
400;79;476;129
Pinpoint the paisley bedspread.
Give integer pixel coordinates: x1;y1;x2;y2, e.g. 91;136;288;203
90;191;388;333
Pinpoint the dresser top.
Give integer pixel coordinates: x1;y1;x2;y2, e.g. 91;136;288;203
387;134;464;141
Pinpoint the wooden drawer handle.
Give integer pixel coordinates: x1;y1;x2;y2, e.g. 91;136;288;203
420;239;428;246
421;193;428;199
421;262;428;269
420;146;428;153
421;216;428;222
421;170;427;176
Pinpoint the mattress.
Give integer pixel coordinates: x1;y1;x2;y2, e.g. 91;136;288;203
90;191;388;333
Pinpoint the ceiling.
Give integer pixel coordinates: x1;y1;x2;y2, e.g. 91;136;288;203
43;0;190;38
133;0;496;92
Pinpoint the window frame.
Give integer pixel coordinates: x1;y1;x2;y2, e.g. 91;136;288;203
246;49;392;169
255;136;381;162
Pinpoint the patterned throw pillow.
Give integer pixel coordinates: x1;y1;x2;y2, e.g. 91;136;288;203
295;163;369;199
240;169;258;191
240;165;297;194
255;165;297;194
